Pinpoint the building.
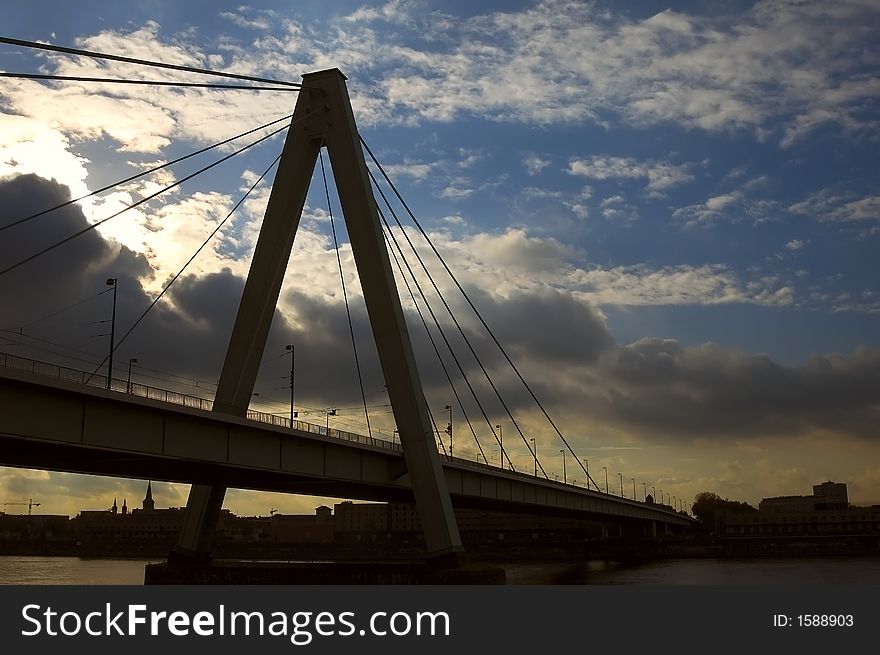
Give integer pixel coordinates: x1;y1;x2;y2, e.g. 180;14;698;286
722;482;880;536
333;501;592;542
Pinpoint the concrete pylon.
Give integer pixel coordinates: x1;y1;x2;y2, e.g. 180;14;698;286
171;69;464;565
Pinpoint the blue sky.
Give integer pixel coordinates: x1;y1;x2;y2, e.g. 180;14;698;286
1;0;879;516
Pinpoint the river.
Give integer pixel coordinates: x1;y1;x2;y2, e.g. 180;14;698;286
2;555;880;584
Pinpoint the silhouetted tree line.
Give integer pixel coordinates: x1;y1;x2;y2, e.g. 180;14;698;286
691;492;757;532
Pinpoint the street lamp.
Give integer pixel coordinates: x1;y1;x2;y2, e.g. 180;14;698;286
618;472;623;497
105;278;117;390
632;478;636;501
651;485;656;503
285;344;296;426
530;438;536;477
126;358;137;393
560;449;566;484
602;466;608;494
325;408;336;432
496;424;503;469
444;405;453;457
642;482;647;502
584;458;589;489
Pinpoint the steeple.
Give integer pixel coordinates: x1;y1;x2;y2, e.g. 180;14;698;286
143;481;155;512
122;498;128;515
111;498;118;515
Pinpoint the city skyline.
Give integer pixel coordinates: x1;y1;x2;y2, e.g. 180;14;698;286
1;0;879;518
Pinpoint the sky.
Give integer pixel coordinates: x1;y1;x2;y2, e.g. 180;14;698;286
0;0;879;520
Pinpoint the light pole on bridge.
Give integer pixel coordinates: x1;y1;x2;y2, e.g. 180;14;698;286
444;404;453;458
105;277;117;390
584;458;589;490
285;344;296;426
602;466;608;494
642;482;647;502
325;408;336;433
496;424;503;469
618;472;623;497
559;449;566;484
632;478;636;501
530;438;536;477
126;358;137;393
651;485;656;502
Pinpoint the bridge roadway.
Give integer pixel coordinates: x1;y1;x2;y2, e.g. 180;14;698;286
0;353;693;529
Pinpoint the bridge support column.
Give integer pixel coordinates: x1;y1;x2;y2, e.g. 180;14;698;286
173;68;463;565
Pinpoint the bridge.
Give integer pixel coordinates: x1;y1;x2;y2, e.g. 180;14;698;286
0;352;692;533
0;42;696;569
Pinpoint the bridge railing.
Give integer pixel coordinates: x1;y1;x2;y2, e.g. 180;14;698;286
0;351;405;454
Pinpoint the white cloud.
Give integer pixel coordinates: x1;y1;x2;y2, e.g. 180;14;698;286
438;185;473;200
790;190;880;223
567;156;694;194
382;161;436;181
396;228;794;309
785;239;806;251
522;153;550;175
705;191;743;211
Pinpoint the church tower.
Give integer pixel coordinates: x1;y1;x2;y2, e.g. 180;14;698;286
143;481;155;512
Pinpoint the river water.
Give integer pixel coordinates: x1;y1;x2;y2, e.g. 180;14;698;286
2;556;880;584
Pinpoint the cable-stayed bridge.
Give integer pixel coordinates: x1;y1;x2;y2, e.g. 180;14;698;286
0;38;696;566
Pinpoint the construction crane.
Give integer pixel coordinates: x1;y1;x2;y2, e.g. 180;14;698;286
1;499;41;515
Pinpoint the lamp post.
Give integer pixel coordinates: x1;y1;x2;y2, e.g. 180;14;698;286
444;404;453;457
584;458;589;489
496;424;503;469
325;408;336;432
105;278;117;390
530;438;536;477
126;358;137;393
632;478;636;501
602;466;608;494
651;485;656;503
560;449;566;484
618;472;623;497
285;344;295;426
642;482;647;502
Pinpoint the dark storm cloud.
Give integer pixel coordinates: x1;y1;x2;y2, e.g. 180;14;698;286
464;285;613;364
0;174;152;327
585;339;880;441
0;174;275;386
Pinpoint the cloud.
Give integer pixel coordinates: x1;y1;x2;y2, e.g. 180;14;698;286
4;1;878;160
790;190;880;223
335;0;878;143
672;184;781;227
584;340;880;442
567;156;694;194
522;153;551;176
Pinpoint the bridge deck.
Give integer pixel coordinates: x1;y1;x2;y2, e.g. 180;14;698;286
0;353;692;526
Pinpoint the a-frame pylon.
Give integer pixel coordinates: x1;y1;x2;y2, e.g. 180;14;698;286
171;69;464;564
